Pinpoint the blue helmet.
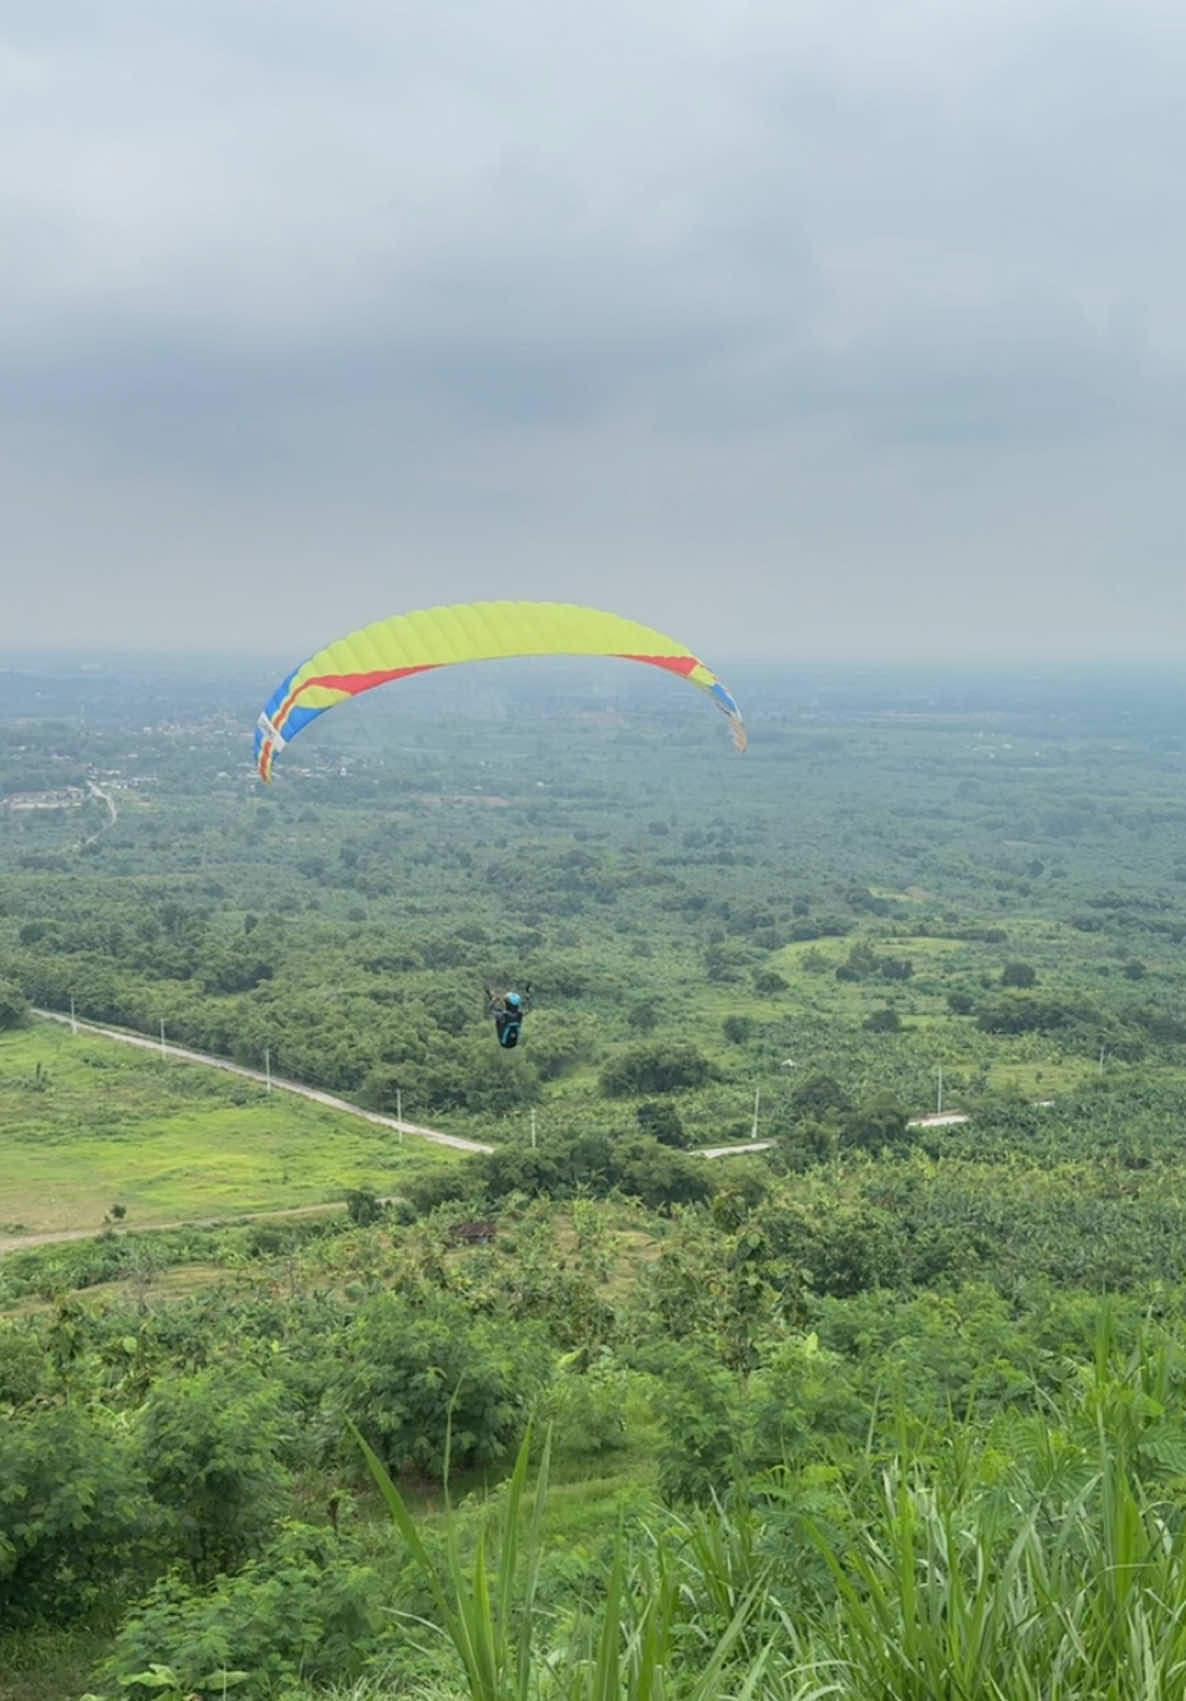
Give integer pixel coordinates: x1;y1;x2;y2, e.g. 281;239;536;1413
506;991;522;1010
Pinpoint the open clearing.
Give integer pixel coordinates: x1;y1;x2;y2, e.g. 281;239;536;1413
0;1023;463;1240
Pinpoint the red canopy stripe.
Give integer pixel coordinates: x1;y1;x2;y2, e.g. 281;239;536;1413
614;653;700;677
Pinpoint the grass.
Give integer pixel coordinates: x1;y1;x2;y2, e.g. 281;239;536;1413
349;1353;1186;1701
1;1258;236;1318
986;1057;1097;1096
0;1626;111;1701
357;1425;772;1701
0;1022;462;1239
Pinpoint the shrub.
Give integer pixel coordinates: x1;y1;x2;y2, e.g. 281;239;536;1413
98;1523;383;1699
345;1187;385;1227
0;1405;157;1627
0;1322;46;1407
536;1354;633;1457
649;1345;741;1504
628;999;660;1034
335;1295;551;1478
136;1366;293;1582
864;1005;902;1032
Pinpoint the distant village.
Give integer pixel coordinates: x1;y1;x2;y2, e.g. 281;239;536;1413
1;786;88;813
1;769;160;813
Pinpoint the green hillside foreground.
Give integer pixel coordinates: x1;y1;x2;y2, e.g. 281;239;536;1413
0;1022;462;1239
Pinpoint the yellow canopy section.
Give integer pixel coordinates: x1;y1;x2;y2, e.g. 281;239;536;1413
255;600;746;778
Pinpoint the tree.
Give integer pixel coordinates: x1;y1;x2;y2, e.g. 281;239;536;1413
758;1192;908;1296
629;999;660;1035
835;943;878;982
864;1005;902;1032
704;940;756;981
780;1116;840;1171
790;1073;852;1117
636;1100;688;1147
977;996;1074;1035
748;1333;867;1472
1001;961;1038;988
0;978;28;1030
600;1043;712;1097
477;1144;565;1199
403;1165;470;1214
616;1138;713;1210
880;955;914;981
842;1092;913;1155
723;1014;755;1045
719;1220;777;1374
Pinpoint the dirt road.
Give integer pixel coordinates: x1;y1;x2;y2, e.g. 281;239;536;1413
0;1199;351;1256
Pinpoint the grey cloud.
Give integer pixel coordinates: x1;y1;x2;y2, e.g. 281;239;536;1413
2;0;1185;656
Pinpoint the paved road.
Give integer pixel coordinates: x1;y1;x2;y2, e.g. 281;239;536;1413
5;1010;860;1256
30;1009;790;1163
699;1139;775;1159
697;1111;971;1158
0;1012;495;1256
31;1008;494;1154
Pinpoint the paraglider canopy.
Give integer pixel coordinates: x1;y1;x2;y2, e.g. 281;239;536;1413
254;599;746;780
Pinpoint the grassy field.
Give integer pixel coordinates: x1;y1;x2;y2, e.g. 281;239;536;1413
0;1021;462;1239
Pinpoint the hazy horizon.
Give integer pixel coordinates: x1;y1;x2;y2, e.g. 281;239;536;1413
3;639;1186;674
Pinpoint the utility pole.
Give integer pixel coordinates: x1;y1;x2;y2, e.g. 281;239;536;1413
69;995;77;1036
264;1048;271;1093
751;1086;760;1141
530;1107;537;1150
936;1066;943;1115
159;1018;166;1060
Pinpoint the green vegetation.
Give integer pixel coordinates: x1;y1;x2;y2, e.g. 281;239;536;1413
5;658;1186;1697
0;1024;462;1238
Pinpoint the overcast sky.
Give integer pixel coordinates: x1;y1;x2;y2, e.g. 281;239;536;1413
2;0;1184;661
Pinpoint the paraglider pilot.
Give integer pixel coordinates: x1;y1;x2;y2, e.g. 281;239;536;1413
485;984;532;1049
